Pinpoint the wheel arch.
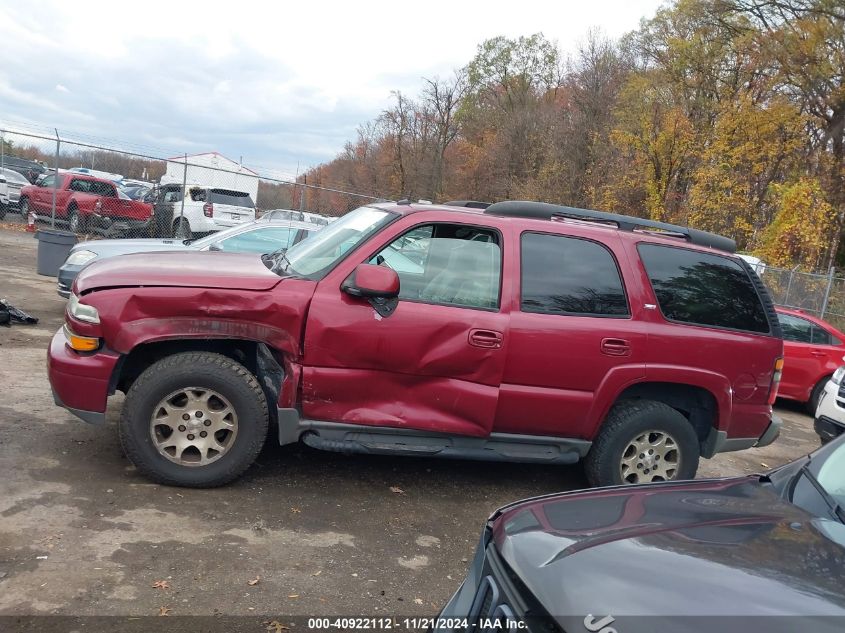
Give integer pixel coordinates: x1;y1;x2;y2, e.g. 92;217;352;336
111;338;290;418
607;382;720;453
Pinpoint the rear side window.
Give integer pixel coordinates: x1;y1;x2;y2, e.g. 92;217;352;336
209;189;255;209
638;244;769;333
88;180;116;197
520;233;629;317
779;313;839;345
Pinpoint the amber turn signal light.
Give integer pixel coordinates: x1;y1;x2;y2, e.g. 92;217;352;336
64;325;99;352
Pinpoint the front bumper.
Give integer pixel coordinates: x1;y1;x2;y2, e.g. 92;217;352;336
815;416;844;444
47;328;119;424
56;263;82;298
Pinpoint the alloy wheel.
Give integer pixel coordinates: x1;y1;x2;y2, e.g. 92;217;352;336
620;430;680;483
149;387;238;467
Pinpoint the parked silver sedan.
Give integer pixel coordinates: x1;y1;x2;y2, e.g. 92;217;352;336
57;218;320;298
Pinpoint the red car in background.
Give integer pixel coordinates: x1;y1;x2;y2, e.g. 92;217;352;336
776;307;845;412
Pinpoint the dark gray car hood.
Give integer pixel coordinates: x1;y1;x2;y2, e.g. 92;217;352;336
492;477;845;621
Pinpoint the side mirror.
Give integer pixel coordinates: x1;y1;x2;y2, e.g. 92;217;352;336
342;263;399;299
208;243;223;252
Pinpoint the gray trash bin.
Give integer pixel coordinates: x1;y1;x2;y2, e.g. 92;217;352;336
35;229;77;277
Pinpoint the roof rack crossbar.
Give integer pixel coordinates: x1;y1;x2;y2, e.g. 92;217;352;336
483;201;736;253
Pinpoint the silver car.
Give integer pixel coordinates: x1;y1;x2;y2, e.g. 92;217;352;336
0;167;30;217
57;218;320;298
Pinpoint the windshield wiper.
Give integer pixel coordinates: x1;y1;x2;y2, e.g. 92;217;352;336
798;464;845;523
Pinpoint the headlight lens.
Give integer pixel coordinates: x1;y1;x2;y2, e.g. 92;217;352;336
832;366;845;385
65;249;97;266
68;293;100;324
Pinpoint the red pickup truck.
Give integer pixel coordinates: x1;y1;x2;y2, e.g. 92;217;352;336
48;201;784;488
20;173;152;233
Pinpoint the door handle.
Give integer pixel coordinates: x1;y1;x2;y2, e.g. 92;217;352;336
468;329;503;349
601;338;631;357
810;350;827;357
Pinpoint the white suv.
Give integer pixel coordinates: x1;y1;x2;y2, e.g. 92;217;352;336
814;365;845;444
155;183;256;238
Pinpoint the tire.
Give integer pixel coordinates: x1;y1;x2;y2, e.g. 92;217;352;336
173;217;191;239
67;207;84;233
807;378;828;415
584;399;700;487
118;352;269;488
0;204;6;220
19;198;29;219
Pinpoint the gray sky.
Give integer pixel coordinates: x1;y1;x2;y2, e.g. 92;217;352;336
0;0;664;181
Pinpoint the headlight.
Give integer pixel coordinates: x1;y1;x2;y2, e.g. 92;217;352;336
832;366;845;385
65;249;97;266
68;293;100;324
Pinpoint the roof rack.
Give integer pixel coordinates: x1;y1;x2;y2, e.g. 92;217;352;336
442;200;492;209
483;201;736;253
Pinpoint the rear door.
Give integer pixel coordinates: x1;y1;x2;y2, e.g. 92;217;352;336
209;189;255;227
494;230;646;439
778;312;843;400
302;218;510;437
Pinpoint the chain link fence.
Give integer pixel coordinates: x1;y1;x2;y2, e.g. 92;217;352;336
0;127;385;240
759;265;845;331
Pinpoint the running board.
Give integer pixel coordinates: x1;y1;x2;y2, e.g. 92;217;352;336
277;409;589;465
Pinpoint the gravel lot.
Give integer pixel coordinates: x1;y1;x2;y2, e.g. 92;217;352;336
0;225;820;622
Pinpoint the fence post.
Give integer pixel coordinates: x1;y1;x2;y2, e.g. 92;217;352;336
299;175;306;212
821;266;836;319
177;153;187;237
52;128;60;229
1;129;4;172
784;266;797;306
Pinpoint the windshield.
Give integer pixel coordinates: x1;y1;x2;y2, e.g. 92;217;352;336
270;206;395;278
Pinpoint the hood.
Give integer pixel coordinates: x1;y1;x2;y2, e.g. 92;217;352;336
72;238;191;259
74;250;283;294
492;477;845;620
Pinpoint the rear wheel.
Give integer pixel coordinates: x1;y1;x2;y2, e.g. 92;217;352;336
118;352;269;487
807;377;829;415
173;217;191;239
19;198;29;219
0;203;6;220
585;400;700;487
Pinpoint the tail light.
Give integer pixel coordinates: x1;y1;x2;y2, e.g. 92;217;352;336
203;202;213;217
768;357;784;405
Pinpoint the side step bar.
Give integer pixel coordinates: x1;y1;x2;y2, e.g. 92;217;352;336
277;409;590;465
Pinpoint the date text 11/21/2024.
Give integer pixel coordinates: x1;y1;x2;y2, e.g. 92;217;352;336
306;617;528;630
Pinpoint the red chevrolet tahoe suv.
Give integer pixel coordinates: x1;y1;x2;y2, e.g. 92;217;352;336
47;201;784;488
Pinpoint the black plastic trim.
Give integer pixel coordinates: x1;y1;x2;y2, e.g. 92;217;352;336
484;200;736;253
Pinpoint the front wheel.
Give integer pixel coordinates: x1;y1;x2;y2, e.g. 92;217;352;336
19;198;29;219
68;207;84;233
584;400;700;487
119;352;269;487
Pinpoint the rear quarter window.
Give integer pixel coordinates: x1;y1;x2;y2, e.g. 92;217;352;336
638;243;770;334
209;189;255;209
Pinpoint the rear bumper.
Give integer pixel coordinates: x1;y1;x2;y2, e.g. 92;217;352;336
702;414;782;458
47;328;119;424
